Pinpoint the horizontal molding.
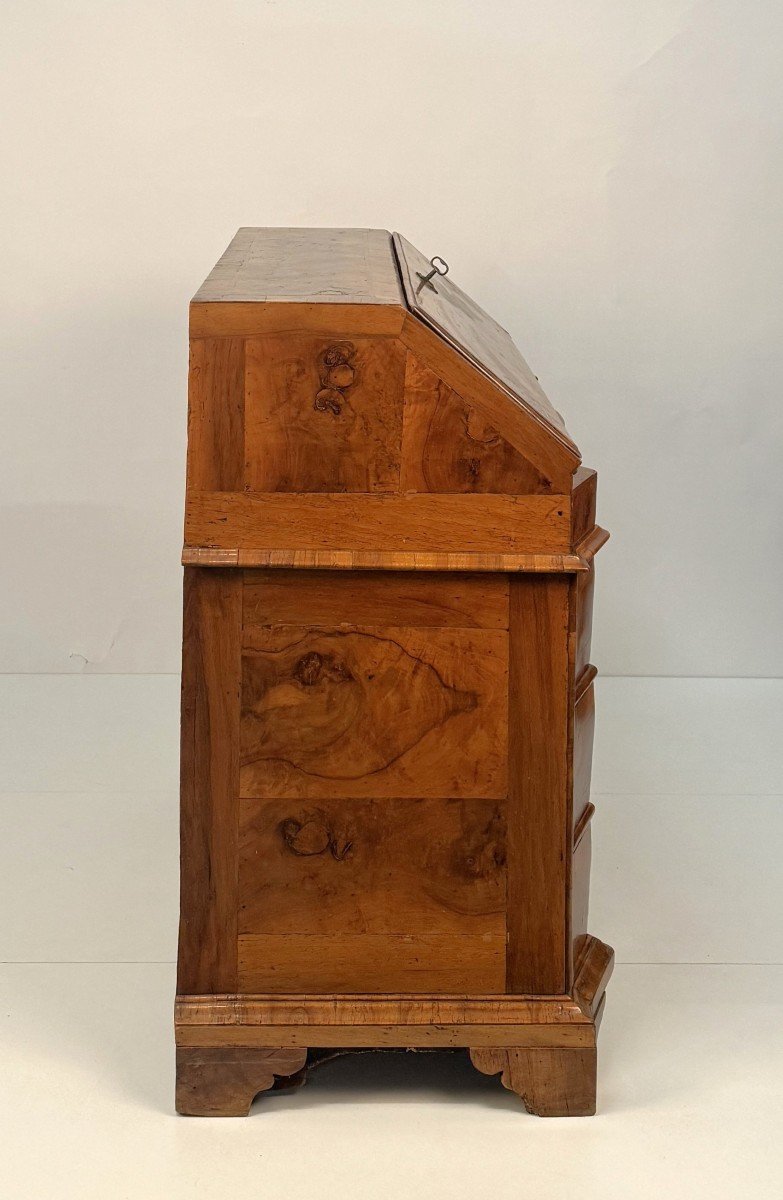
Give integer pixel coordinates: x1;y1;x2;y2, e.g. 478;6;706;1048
175;993;591;1027
175;1022;595;1049
183;546;590;572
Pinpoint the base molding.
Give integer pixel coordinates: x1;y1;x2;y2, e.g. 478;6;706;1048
174;935;613;1116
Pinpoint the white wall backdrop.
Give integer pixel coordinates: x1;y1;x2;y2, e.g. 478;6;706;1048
2;0;781;676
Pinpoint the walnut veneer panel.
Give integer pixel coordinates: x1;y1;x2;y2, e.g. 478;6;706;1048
395;233;577;452
238;796;506;936
185;492;571;555
243;335;406;493
242;570;509;630
240;624;508;800
237;932;506;993
400;353;552;494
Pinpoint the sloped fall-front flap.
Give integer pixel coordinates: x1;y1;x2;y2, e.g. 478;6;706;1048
393;233;578;457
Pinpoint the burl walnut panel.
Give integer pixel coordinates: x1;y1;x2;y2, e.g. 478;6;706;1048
239;796;506;936
239;624;508;800
401;353;553;495
244;335;406;493
234;569;509;992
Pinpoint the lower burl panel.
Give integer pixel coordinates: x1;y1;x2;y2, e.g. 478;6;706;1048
238;795;506;992
239;796;505;936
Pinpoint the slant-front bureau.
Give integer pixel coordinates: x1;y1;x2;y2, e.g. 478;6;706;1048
176;228;613;1117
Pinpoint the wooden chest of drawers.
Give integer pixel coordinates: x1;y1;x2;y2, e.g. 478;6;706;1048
175;228;613;1117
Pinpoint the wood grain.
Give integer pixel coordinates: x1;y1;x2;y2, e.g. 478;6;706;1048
399;314;578;492
193;228;403;305
507;576;569;994
573;936;615;1019
400;353;551;494
186;338;245;492
176;1023;594;1049
243;335;405;492
176;1046;308;1116
239;625;508;799
237;932;505;993
574;564;595;679
186;547;591;572
238;796;505;935
175;993;592;1027
395;234;578;454
470;1046;597;1116
177;568;242;994
242;570;509;629
570;466;597;546
184;491;571;555
570;828;592;969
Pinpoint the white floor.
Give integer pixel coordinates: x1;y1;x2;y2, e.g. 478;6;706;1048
2;675;782;1199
